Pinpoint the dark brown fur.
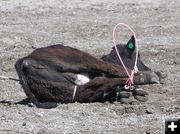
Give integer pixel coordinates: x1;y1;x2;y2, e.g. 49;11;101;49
15;44;159;108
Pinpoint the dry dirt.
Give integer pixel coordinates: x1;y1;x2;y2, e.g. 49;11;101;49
0;0;180;133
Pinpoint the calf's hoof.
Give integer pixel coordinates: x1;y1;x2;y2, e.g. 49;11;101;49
117;88;149;104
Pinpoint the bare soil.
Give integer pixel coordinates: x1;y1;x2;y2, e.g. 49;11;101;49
0;0;180;133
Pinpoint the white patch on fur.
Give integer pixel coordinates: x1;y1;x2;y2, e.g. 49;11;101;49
75;73;90;85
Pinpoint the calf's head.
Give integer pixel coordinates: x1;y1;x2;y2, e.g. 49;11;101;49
102;36;150;72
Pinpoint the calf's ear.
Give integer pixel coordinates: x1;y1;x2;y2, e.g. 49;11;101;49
126;35;136;52
123;35;136;58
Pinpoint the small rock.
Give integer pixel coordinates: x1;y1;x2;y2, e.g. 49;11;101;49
22;122;26;126
1;115;6;120
36;112;44;117
145;110;153;114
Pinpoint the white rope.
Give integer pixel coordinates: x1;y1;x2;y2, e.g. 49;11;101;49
72;85;77;102
0;75;19;81
0;75;9;80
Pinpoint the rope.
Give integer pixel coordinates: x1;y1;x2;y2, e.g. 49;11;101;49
0;75;19;81
112;23;139;89
72;85;77;102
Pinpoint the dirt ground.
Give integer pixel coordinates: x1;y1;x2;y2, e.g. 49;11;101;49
0;0;180;133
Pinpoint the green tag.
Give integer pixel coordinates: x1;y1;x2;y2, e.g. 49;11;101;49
127;43;134;49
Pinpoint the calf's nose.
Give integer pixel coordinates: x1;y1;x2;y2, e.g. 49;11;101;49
149;72;160;84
